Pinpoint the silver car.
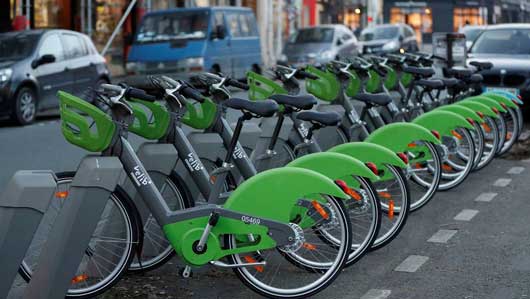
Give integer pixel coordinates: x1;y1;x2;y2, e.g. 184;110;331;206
279;25;359;66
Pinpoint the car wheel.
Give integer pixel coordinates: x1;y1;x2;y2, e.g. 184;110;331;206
13;87;37;125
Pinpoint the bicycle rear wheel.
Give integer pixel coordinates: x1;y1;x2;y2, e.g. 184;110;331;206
497;108;520;156
228;194;351;298
438;128;476;190
476;116;500;170
407;141;442;212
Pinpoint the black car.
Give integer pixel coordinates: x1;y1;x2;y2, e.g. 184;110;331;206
468;24;530;108
0;29;110;125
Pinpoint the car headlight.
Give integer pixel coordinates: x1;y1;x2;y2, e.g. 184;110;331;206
183;57;204;72
0;68;13;83
382;40;399;52
320;50;335;60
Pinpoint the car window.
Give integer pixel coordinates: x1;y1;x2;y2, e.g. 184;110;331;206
404;26;414;37
61;34;86;59
226;13;242;37
290;28;334;44
238;14;251;37
38;34;64;61
472;29;530;55
360;26;399;41
245;14;258;36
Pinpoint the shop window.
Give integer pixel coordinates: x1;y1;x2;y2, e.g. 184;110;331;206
454;7;487;32
344;8;362;30
390;7;432;43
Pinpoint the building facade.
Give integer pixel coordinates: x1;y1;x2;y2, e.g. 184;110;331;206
383;0;530;43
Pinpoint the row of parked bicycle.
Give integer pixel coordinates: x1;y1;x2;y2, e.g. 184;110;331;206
17;52;521;298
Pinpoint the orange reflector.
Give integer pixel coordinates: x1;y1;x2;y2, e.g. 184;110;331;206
55;191;69;199
243;256;264;272
365;162;379;175
451;130;463;140
397;152;409;164
71;274;88;284
408;142;417;148
500;102;507;110
466;117;475;125
210;175;217;183
303;243;317;251
311;200;329;220
492;107;499;114
378;191;392;199
415;163;422;169
431;130;441;140
476;111;485;119
388;200;394;220
442;163;453;171
518;94;522;100
481;123;491;133
335;180;363;201
506;132;513;141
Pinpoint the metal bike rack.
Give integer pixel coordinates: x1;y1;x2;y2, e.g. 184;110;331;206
24;156;123;299
0;170;57;298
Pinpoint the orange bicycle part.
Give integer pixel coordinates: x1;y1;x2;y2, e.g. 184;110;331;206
311;200;329;220
243;256;264;272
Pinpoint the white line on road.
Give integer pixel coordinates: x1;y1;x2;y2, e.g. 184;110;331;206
394;255;429;272
428;229;458;243
493;178;512;187
454;209;479;221
475;192;498;202
360;289;392;299
507;167;525;175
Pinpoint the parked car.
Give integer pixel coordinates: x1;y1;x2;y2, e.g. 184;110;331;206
359;24;419;54
0;29;109;125
279;25;359;66
468;24;530;107
459;25;486;50
126;6;261;79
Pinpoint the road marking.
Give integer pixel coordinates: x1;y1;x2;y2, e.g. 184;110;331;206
428;229;458;243
507;167;525;174
361;289;392;299
394;255;429;272
454;209;479;221
475;192;497;202
493;178;512;187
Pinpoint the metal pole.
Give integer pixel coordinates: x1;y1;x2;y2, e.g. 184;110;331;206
87;0;92;36
25;0;30;29
276;0;283;58
101;0;137;56
80;0;85;33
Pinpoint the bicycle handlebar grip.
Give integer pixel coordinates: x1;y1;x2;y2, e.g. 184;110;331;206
227;78;249;90
296;70;319;80
100;83;123;93
127;87;156;102
181;86;205;103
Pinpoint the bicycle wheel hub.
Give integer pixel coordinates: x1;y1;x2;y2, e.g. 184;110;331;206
278;223;304;253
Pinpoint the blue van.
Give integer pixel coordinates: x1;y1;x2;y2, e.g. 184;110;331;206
126;6;262;79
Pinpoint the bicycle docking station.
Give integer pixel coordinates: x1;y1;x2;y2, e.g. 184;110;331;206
24;156;123;299
0;171;57;298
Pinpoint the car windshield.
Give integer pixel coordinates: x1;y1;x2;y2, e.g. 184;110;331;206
472;28;530;55
136;11;209;43
360;26;399;41
0;33;38;61
289;28;334;44
462;27;483;41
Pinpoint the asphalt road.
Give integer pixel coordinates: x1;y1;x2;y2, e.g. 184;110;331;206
2;95;530;298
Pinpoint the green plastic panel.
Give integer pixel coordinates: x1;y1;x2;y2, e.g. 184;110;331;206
345;69;362;98
365;122;441;152
365;69;381;93
454;101;499;119
382;64;399;91
464;96;507;113
412;110;474;136
481;93;518;109
58;91;115;152
305;65;340;102
129;98;170;140
247;71;288;101
400;72;413;88
436;105;483;124
181;98;217;129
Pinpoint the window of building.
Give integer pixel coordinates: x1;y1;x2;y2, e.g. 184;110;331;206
453;7;488;32
390;7;432;43
38;34;64;60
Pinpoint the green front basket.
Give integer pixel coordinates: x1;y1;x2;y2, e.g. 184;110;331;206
181;97;217;130
58;91;115;152
129;98;170;140
305;65;340;102
247;71;288;101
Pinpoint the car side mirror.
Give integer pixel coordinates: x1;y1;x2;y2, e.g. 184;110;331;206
211;25;226;40
32;54;56;68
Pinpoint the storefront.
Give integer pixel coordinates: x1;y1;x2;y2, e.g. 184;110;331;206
384;0;496;44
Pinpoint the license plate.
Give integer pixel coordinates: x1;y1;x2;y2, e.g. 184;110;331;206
484;87;520;96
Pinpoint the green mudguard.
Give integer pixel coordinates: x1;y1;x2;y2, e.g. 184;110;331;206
365;122;440;153
454;101;499;119
412;110;474;136
481;92;519;109
224;167;347;222
463;96;507;113
328;142;407;182
436;105;484;124
286;152;378;181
